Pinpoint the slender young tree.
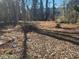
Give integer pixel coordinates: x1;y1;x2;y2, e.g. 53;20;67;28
45;0;49;20
21;0;26;21
52;0;55;21
32;0;38;21
40;0;44;20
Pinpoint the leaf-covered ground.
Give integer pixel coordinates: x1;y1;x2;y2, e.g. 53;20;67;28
0;22;79;59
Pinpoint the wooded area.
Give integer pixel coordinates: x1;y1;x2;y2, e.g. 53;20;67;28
0;0;79;23
0;0;79;59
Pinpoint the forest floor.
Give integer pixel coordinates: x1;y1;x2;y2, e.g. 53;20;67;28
0;21;79;59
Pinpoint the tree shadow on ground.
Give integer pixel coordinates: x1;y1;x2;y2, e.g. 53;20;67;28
21;24;79;59
24;24;79;46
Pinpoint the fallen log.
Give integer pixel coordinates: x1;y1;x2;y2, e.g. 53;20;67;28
0;37;14;46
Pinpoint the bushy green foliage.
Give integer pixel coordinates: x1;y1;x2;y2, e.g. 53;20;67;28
74;5;79;12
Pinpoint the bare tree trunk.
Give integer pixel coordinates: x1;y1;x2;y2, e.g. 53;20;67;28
32;0;38;21
52;0;55;21
45;0;49;20
40;0;44;20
